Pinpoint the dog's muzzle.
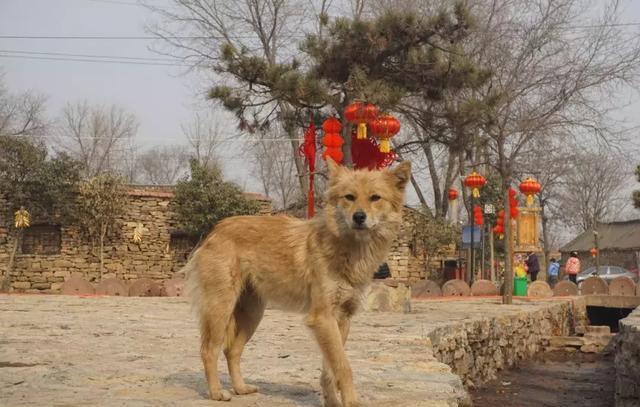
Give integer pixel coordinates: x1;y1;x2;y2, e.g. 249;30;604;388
352;211;368;229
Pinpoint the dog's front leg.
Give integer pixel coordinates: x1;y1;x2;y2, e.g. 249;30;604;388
320;317;352;407
307;311;359;407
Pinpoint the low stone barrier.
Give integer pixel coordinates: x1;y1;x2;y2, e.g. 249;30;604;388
428;298;585;388
616;306;640;407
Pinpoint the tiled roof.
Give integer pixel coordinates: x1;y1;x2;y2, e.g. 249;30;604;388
560;219;640;252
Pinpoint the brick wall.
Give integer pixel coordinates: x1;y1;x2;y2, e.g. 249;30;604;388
0;186;271;293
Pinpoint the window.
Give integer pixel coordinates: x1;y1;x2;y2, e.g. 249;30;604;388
170;232;197;261
21;225;62;255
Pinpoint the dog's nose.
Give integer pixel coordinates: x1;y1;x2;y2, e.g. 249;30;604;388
353;211;367;225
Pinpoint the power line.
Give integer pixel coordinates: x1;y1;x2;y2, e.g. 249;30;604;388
0;53;190;67
0;49;181;63
0;35;257;40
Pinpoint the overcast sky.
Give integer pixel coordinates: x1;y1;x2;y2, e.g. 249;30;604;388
2;0;640;207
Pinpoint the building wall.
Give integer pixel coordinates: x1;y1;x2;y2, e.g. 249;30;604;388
0;187;271;293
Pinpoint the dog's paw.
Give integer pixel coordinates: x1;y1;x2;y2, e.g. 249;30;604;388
209;389;232;401
234;384;259;395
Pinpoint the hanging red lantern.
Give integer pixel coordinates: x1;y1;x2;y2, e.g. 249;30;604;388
344;101;378;140
508;187;519;218
464;172;486;198
590;248;598;258
321;117;344;165
519;177;542;207
370;114;400;153
322;117;342;134
448;188;459;201
473;205;484;225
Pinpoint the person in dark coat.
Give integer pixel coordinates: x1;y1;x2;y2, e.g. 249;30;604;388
525;252;540;282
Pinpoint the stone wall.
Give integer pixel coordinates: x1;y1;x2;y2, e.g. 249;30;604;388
0;186;271;293
428;298;586;388
386;208;455;284
616;306;640;407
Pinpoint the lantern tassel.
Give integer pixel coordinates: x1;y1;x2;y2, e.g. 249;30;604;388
472;188;480;198
526;194;534;207
379;138;391;153
357;122;367;139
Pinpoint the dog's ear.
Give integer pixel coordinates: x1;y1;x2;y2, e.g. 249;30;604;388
388;161;411;190
326;157;346;180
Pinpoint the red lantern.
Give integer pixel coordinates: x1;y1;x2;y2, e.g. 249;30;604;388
322;148;344;163
344;101;378;140
508;187;519;218
473;205;484;225
370;114;400;153
448;188;459;201
323;133;344;148
590;248;598;258
464;172;486;198
321;117;344;164
519;177;542;207
322;117;342;134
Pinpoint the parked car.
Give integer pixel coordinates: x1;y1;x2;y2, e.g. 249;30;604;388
570;265;639;284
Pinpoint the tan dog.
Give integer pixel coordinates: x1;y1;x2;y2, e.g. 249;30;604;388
185;159;411;406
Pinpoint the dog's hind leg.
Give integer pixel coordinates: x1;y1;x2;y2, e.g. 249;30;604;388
224;285;265;395
197;256;243;401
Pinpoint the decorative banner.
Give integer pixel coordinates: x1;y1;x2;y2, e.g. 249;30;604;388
299;118;318;218
351;131;396;170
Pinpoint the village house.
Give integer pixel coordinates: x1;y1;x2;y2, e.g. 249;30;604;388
560;219;640;272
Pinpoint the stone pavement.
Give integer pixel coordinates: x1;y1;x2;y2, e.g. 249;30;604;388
0;295;573;406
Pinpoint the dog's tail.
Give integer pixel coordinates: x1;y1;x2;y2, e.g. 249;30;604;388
183;248;202;315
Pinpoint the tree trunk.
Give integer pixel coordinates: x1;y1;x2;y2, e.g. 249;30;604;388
540;200;550;277
99;224;106;281
422;139;443;217
1;230;21;292
502;181;513;305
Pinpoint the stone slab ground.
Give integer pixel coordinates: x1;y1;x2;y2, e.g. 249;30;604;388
0;295;577;407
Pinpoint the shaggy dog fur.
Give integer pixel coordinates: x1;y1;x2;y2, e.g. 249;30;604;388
184;159;411;406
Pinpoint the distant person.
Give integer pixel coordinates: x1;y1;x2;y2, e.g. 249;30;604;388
565;251;581;284
525;252;540;282
547;258;560;288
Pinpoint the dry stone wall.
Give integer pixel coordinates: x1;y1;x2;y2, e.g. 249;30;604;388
616;306;640;407
428;298;586;388
0;187;271;293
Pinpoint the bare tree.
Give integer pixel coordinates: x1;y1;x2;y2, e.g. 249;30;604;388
555;146;630;232
138;144;190;185
182;112;223;170
57;101;139;178
147;0;319;198
249;131;300;209
0;74;47;139
466;0;640;303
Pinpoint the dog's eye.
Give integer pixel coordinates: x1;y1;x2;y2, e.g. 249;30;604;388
344;194;356;201
370;194;381;202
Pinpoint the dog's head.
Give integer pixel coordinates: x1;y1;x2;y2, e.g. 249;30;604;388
324;159;411;235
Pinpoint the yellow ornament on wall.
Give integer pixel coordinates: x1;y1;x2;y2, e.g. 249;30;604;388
133;222;144;244
14;207;30;229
